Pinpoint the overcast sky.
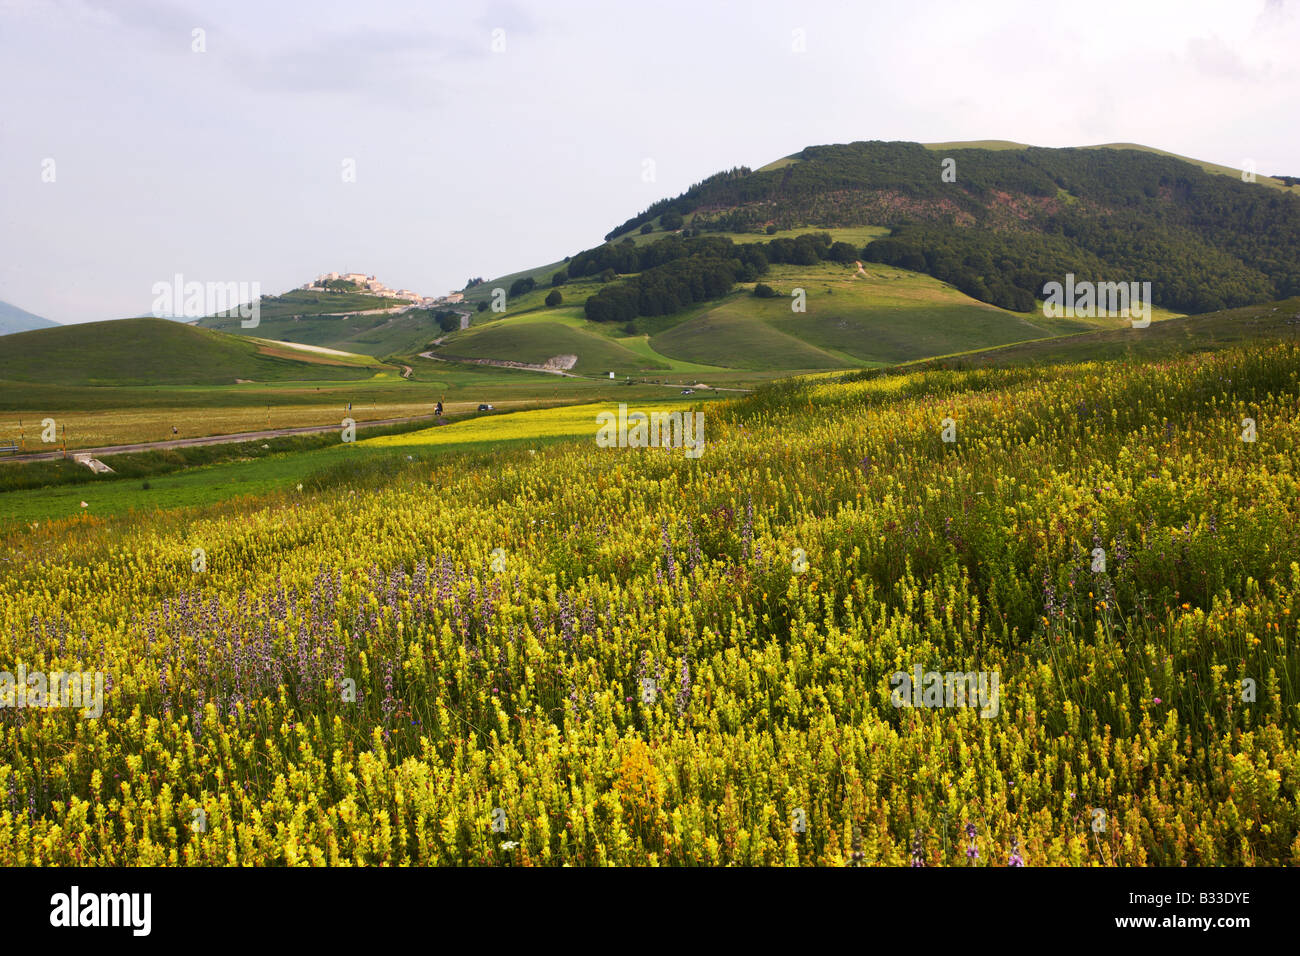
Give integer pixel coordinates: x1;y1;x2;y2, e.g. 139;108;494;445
1;0;1297;324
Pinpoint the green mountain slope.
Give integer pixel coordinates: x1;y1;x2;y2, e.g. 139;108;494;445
659;261;1072;368
199;289;438;357
440;236;1179;376
600;140;1300;315
0;317;394;386
435;319;669;374
890;297;1300;371
440;139;1296;378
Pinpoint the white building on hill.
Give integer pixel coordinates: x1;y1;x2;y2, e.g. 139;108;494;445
302;271;434;304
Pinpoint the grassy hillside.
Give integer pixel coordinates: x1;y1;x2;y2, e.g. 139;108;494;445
247;337;386;367
433;320;669;374
446;252;1181;375
200;289;436;357
890;297;1300;371
649;261;1137;370
446;230;1123;374
651;300;849;370
208;289;409;322
0;317;392;386
461;261;570;308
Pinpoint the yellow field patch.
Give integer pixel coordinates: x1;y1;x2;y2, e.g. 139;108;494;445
367;401;702;448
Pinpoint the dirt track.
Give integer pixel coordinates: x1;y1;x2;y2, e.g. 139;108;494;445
418;349;583;377
0;414;440;464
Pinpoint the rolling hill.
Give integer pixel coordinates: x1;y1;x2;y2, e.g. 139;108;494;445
885;296;1300;372
0;300;58;336
600;140;1300;314
648;261;1095;370
432;320;670;375
415;140;1296;379
429;232;1180;377
0;317;395;386
162;140;1300;381
199;289;438;357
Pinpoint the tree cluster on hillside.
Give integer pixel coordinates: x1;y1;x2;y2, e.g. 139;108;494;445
603;166;753;240
865;217;1281;313
431;310;462;333
581;232;848;322
571;234;734;279
599;141;1300;314
584;257;739;322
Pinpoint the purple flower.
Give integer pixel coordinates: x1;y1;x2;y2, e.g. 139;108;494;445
661;521;677;584
675;658;692;717
1008;836;1024;867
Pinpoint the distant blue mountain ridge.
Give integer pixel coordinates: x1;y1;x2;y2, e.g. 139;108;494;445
0;300;58;336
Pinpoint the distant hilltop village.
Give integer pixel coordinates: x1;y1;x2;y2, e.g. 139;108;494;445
301;272;464;308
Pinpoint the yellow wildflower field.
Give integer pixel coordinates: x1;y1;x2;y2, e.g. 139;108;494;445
1;345;1297;866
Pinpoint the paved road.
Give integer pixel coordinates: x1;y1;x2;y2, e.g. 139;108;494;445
0;414;441;464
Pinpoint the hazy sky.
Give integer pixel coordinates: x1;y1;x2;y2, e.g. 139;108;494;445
2;0;1297;324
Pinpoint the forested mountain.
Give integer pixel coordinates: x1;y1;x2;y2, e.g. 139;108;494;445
603;141;1300;314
